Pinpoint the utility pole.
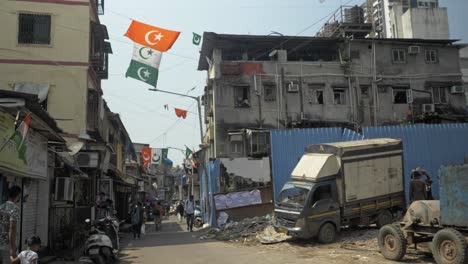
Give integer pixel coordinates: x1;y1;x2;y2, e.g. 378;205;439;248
148;88;208;216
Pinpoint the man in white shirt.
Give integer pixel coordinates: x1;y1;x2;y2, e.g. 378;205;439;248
184;195;195;232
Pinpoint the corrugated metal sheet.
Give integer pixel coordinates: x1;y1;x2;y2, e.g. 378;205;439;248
270;124;468;203
270;128;363;199
200;159;221;226
439;164;468;228
363;124;468;199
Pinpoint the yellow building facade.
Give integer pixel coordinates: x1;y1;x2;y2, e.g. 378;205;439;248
0;0;106;135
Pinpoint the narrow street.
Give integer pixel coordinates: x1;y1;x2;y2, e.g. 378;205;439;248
119;216;308;264
119;216;436;264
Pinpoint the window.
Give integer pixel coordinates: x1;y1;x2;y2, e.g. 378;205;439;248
250;131;268;154
234;85;250;108
333;89;346;105
432;87;447;104
311;184;332;206
392;49;406;63
18;13;51;45
263;84;276;102
308;84;324;104
425;49;438;63
361;86;369;97
392;88;411;104
229;134;243;154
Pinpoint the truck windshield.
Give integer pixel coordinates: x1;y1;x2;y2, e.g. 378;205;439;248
277;182;313;208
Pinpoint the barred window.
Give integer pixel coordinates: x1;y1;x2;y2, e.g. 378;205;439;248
18;13;51;45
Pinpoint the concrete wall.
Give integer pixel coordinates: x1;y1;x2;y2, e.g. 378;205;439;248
0;0;91;134
402;8;449;39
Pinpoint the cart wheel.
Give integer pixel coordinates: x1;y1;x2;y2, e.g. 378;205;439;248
433;228;467;264
378;224;407;261
376;210;393;228
317;222;336;244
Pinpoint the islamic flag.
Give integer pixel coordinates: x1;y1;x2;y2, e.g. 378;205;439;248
124;20;180;52
126;43;162;87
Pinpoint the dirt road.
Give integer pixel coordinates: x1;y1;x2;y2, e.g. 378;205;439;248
119;216;435;264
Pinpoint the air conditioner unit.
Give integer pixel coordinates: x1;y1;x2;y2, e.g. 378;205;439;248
450;85;464;94
76;152;99;168
287;82;299;93
408;46;421;55
422;104;435;113
55;177;74;201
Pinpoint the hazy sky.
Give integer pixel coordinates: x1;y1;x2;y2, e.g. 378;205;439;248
100;0;468;166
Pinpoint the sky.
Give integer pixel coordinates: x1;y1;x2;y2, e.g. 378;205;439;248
100;0;468;167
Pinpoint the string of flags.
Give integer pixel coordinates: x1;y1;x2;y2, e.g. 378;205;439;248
124;19;202;88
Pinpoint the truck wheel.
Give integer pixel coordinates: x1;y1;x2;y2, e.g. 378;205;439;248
378;224;407;261
433;228;467;264
318;223;336;244
376;210;393;228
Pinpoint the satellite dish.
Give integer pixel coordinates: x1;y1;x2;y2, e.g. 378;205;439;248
67;141;84;156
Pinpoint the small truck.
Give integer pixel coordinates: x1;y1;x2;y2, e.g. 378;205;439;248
274;138;406;243
378;164;468;264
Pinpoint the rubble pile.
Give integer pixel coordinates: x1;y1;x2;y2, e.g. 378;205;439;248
201;215;289;244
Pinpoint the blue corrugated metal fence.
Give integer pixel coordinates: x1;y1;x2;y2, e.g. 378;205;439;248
270;124;468;203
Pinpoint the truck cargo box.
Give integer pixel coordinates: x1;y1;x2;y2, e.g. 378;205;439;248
306;139;404;203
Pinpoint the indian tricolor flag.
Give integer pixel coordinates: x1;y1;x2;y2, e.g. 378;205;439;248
126;43;162;87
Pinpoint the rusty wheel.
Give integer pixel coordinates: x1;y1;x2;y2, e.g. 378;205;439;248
433;229;467;264
378;224;407;261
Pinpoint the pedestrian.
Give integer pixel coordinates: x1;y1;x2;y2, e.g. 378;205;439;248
0;185;21;264
176;200;184;223
10;235;41;264
409;169;427;203
185;195;195;232
152;201;164;231
131;202;143;239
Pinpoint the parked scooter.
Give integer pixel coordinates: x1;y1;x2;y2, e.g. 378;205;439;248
101;216;124;251
78;218;117;264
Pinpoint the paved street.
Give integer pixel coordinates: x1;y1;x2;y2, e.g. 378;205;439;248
119;216;312;264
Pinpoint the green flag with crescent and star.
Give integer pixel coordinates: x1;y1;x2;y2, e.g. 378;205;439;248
192;32;201;46
126;43;162;87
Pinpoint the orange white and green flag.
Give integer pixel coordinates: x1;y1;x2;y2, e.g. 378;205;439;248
124;20;180;52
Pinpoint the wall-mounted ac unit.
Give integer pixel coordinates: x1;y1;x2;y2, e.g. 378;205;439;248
450;85;464;94
408;46;421;55
422;104;435;113
55;177;74;201
76;152;99;168
287;82;299;93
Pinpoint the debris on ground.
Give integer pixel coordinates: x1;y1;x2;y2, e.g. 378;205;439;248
257;226;292;244
200;215;274;244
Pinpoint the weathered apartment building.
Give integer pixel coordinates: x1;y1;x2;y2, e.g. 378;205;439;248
0;0;139;256
198;33;466;160
363;0;449;39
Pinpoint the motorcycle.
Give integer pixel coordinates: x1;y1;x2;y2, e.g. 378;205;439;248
78;218;118;264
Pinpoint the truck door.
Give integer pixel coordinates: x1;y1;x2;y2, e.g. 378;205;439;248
306;181;340;235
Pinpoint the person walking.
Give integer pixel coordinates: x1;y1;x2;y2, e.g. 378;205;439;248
410;169;427;202
152;201;164;231
184;195;195;232
0;185;21;264
131;202;143;239
10;235;41;264
176;201;184;223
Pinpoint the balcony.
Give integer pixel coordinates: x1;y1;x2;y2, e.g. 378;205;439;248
90;23;112;80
